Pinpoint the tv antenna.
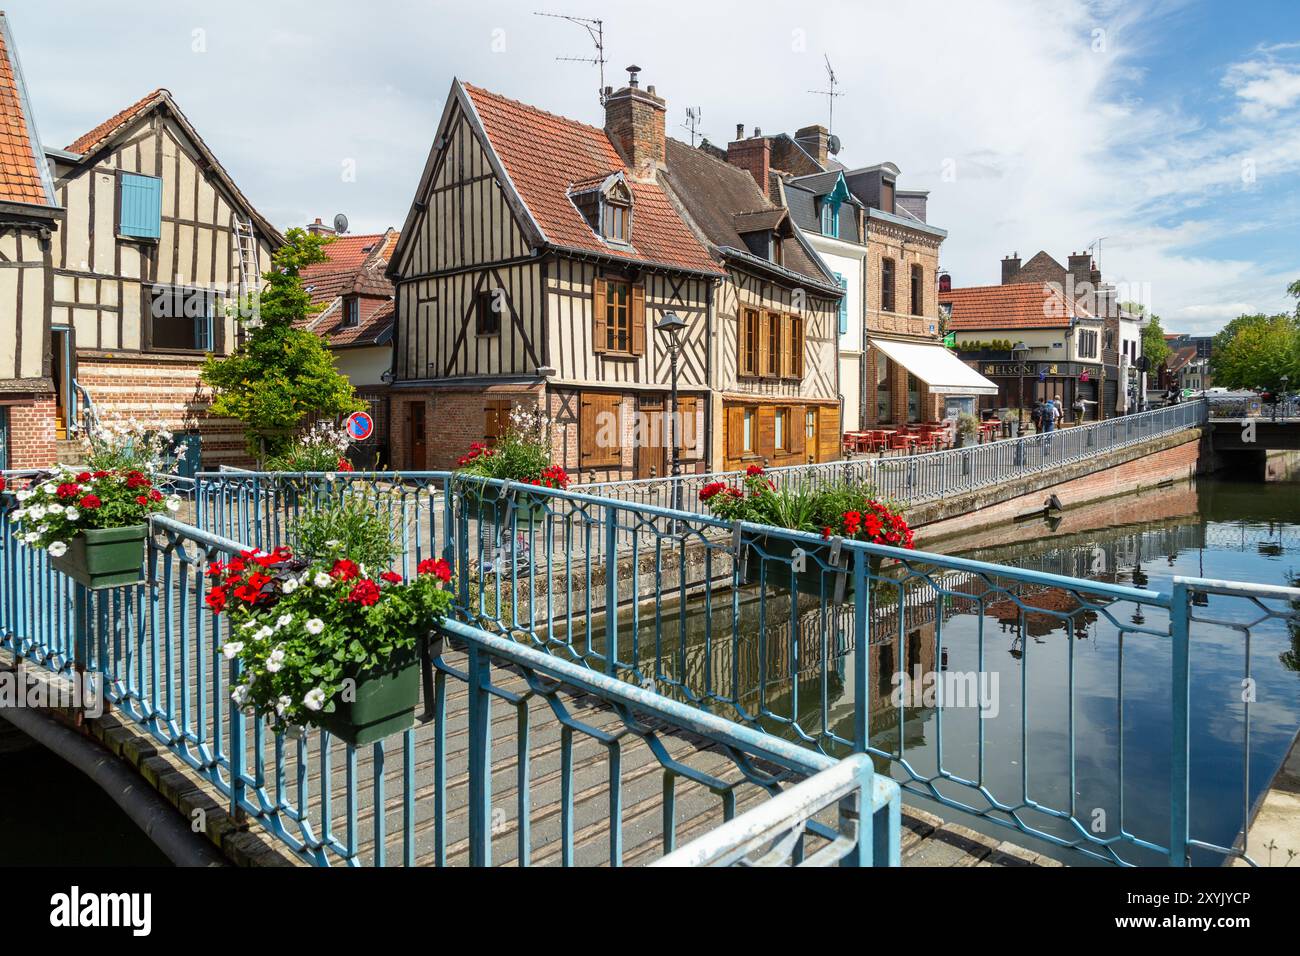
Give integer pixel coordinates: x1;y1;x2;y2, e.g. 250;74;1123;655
1087;236;1107;271
535;11;608;103
681;106;703;147
807;55;844;134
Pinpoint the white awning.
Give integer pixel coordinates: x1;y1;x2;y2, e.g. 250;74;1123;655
869;338;999;396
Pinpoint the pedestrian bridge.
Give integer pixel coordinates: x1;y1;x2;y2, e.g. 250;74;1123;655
2;402;1296;867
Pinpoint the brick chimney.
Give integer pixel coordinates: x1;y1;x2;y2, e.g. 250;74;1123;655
306;217;335;236
794;124;831;168
727;132;772;197
603;65;666;181
1001;253;1021;284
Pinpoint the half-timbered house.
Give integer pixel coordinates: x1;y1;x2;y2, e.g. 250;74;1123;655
0;12;62;469
388;73;725;479
388;70;845;478
40;88;281;469
660;137;844;471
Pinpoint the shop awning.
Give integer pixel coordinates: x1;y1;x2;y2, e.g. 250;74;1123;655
869;338;999;396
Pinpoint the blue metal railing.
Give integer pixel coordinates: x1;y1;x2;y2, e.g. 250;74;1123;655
575;399;1209;517
0;499;897;867
5;456;1295;866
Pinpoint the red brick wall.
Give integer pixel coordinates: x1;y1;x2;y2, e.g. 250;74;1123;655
4;397;57;469
390;386;543;472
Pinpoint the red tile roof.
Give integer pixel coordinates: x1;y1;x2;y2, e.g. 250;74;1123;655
461;83;721;276
66;88;167;155
300;227;398;347
0;15;54;208
940;283;1092;330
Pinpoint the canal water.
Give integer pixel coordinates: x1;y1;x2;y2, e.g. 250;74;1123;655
599;470;1300;866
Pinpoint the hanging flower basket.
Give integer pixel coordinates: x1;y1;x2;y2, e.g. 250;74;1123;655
9;467;181;590
743;535;884;601
213;547;454;745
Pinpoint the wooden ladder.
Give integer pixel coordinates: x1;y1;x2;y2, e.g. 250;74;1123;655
232;216;260;324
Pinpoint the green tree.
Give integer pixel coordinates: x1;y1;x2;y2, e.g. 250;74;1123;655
1289;279;1299;317
1134;309;1170;369
202;228;362;459
1210;313;1300;392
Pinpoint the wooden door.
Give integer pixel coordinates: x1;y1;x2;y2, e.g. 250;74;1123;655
635;396;665;479
407;402;427;471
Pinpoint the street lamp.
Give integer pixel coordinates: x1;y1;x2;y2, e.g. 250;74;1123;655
1011;341;1030;428
1277;374;1290;422
655;311;687;513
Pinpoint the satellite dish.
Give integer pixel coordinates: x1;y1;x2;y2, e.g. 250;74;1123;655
333;213;349;234
827;134;842;156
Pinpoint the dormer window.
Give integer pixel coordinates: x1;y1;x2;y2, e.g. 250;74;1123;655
820;200;839;238
341;296;360;328
569;171;634;247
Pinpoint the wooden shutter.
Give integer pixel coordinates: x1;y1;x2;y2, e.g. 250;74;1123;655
630;284;646;356
676;396;698;454
737;310;748;377
118;173;162;239
485;399;511;443
580;392;621;468
757;314;771;379
757;406;776;457
725;405;744;460
817;405;840;462
791;317;804;379
592;277;608;354
789;406;806;457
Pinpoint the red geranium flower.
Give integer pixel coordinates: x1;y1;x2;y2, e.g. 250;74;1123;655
331;558;360;581
344;579;381;606
746;464;765;476
417;558;452;582
125;472;151;489
76;472;91;482
0;476;6;493
136;495;149;506
92;470;109;479
78;494;102;510
149;489;163;502
205;587;227;614
337;458;354;472
380;571;403;584
56;483;80;499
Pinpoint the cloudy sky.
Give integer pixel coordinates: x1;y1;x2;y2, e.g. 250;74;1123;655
7;0;1298;332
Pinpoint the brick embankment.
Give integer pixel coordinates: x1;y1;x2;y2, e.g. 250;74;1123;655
912;429;1205;545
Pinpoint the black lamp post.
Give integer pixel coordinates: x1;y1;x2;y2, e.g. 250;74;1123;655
656;311;687;513
1012;340;1030;428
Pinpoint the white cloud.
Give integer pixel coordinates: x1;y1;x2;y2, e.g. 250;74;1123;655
5;0;1294;335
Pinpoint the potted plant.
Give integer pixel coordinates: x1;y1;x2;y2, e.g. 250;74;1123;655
956;412;981;448
263;420;355;474
453;404;569;520
1000;409;1019;439
698;466;915;600
8;467;181;588
209;544;454;745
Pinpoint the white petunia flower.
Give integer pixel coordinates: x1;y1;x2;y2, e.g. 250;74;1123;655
222;641;245;660
325;539;340;548
276;613;293;630
231;685;250;705
64;507;79;521
28;505;46;520
275;695;291;716
303;687;326;712
165;495;181;512
265;647;286;673
15;489;32;502
241;619;258;630
255;626;274;641
304;618;324;635
313;572;333;589
282;578;299;594
47;541;68;558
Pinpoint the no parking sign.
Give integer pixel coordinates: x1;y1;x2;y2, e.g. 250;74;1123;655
345;411;374;442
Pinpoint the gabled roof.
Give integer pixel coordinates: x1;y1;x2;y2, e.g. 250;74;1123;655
0;13;57;214
300;227;398;348
940;282;1094;330
390;81;720;279
60;88;283;245
660;137;841;294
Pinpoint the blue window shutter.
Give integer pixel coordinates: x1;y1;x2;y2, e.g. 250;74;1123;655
835;273;848;335
119;173;162;239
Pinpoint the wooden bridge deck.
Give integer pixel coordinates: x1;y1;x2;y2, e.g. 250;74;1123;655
1;645;1057;868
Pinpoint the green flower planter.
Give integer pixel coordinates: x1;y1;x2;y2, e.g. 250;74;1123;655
50;524;148;590
460;482;550;522
318;647;422;747
743;536;884;603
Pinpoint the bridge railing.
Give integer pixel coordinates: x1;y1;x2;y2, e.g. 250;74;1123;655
0;501;897;867
574;399;1209;517
5;457;1293;867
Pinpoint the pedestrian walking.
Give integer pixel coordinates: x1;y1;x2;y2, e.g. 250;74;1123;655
1031;401;1044;433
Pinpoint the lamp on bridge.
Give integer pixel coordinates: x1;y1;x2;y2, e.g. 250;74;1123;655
1279;375;1290;422
1011;340;1030;428
656;311;688;513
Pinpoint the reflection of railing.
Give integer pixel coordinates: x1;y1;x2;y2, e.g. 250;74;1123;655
575;400;1208;515
0;505;897;867
1208;395;1300;422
